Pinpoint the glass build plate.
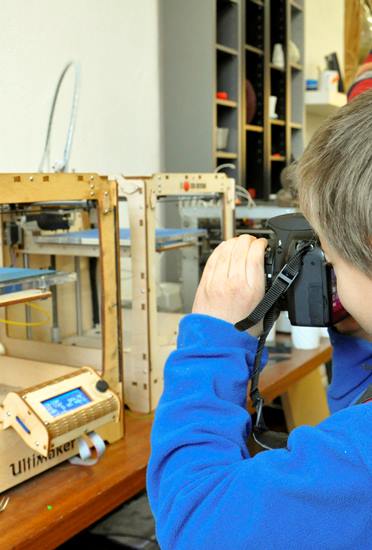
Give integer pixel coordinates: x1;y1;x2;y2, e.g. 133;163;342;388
35;227;207;247
0;267;76;293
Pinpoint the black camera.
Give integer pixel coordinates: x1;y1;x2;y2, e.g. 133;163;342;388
264;213;347;327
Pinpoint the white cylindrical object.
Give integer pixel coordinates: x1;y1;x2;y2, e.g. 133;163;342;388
216;127;229;150
272;43;285;68
276;311;292;334
320;70;339;93
269;95;278;119
320;327;330;339
291;326;321;350
266;321;277;343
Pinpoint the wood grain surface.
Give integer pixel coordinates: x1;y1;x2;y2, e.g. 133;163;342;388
2;415;152;550
257;338;332;405
2;340;332;549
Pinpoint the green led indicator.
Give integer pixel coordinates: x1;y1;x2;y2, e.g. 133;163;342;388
47;505;53;511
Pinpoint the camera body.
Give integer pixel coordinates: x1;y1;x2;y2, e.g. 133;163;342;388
265;213;347;327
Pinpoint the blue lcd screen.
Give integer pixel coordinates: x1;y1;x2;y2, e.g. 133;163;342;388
41;388;91;417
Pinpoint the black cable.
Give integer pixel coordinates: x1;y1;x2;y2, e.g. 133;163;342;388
89;257;100;326
235;243;314;451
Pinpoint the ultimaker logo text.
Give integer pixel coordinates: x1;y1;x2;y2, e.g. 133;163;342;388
9;441;75;476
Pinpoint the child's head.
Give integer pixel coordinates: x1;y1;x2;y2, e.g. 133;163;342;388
296;89;372;333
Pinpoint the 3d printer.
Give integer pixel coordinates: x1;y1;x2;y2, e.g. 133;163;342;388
0;173;123;493
11;172;235;413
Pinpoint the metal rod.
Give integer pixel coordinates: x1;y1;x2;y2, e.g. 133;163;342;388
23;254;32;340
50;256;60;343
74;256;83;336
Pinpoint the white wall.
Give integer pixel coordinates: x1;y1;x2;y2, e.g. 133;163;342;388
305;0;344;79
304;0;344;144
0;0;160;174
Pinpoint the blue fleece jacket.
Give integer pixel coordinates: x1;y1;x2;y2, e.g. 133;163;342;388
147;314;372;549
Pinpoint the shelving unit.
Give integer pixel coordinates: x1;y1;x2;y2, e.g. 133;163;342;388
305;90;347;116
216;98;238;108
216;151;238;159
288;0;305;162
246;124;264;132
215;0;241;180
291;0;303;11
271;119;286;126
270;63;286;72
216;44;238;56
159;0;305;200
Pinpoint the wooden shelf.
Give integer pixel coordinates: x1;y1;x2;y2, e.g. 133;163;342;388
305;91;347;116
160;0;305;201
245;124;264;132
290;62;303;71
291;1;303;12
270;63;285;72
216;151;238;159
216;44;238;56
216;98;238;108
270;118;286;126
245;44;264;56
271;155;286;162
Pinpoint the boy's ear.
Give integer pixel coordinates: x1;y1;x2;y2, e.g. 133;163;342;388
355;61;372;78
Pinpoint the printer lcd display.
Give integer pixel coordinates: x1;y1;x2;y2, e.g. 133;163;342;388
41;388;91;417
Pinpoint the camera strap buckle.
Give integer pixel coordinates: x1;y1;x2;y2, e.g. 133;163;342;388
235;242;312;332
276;265;297;287
234;242;313;451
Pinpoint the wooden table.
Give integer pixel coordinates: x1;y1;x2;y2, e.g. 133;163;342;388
2;340;332;549
258;338;332;429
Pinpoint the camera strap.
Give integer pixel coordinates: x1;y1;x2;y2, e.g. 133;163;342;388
235;241;312;332
234;242;313;450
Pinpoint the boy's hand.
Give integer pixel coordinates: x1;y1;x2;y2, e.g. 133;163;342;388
192;235;267;334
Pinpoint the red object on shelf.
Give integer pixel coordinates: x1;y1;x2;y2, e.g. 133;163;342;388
183;181;190;192
271;153;282;158
247;187;256;199
216;91;229;100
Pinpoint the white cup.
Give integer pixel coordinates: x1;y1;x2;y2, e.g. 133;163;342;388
216;127;229;150
272;43;285;68
320;70;339;93
291;326;321;350
269;95;278;119
276;311;292;334
320;327;330;339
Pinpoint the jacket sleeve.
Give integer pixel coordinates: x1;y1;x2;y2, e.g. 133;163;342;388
147;314;372;550
327;328;372;412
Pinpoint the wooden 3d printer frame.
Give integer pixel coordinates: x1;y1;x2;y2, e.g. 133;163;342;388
0;173;123;493
120;173;235;412
4;172;235;415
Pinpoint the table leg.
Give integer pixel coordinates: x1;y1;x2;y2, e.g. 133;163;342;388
281;367;330;430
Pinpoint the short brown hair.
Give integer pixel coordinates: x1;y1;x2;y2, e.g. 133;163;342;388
297;89;372;276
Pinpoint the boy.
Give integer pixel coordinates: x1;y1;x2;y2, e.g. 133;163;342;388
147;90;372;548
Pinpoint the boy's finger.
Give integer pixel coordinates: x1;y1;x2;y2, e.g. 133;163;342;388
227;235;256;281
200;240;226;282
246;238;267;293
204;239;235;286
